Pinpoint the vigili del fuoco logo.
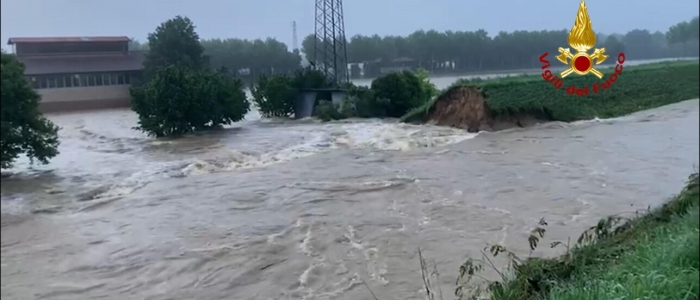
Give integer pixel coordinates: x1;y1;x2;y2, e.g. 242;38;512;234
539;0;626;96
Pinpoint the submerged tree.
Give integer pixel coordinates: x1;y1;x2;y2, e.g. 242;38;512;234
132;16;249;138
131;66;249;137
142;16;209;81
1;53;60;169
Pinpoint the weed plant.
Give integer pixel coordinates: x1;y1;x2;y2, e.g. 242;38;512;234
438;172;699;300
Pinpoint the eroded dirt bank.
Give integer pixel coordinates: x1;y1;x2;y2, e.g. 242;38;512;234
427;86;547;132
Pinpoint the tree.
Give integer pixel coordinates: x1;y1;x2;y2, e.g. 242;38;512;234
131;66;249;137
251;74;296;117
1;53;59;169
202;37;301;85
142;16;209;81
370;71;428;117
666;17;699;57
129;38;149;51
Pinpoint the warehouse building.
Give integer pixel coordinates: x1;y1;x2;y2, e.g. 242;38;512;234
7;36;145;112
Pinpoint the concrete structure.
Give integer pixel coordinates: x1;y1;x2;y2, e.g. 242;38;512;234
7;36;145;113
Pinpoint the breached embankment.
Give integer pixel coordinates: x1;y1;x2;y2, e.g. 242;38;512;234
403;60;699;132
426;85;546;132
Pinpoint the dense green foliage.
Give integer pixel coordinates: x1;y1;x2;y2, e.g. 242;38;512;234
204;39;301;80
315;100;347;122
291;68;333;90
0;53;60;169
131;66;249;137
250;69;433;122
479;172;699;300
402;61;700;123
415;68;439;99
141;16;209;81
313;70;434;121
251;74;296;118
250;69;332;118
370;71;430;118
132;17;249;137
132;18;698;81
346;84;388;118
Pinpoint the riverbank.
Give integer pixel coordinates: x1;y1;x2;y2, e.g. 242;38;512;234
475;172;699;300
401;60;700;132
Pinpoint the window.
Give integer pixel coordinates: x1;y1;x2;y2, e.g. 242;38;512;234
27;77;40;89
31;72;133;89
64;76;73;88
102;74;112;85
46;77;56;88
55;76;65;88
87;75;96;87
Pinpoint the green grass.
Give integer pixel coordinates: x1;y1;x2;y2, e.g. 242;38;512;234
485;173;700;300
547;208;699;300
401;60;700;124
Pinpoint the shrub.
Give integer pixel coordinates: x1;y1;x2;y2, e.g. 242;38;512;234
292;68;332;90
416;68;439;100
315;100;346;121
342;84;387;118
370;70;430;117
1;53;60;169
131;66;249;137
250;68;333;119
251;74;296;117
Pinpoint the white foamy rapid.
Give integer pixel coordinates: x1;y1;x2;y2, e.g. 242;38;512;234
1;111;476;203
173;120;476;178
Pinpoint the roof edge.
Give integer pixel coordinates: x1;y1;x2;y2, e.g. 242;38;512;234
8;36;131;45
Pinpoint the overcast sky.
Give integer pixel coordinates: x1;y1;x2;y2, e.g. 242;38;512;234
2;0;698;51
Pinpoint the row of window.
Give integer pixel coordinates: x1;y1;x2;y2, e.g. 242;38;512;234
28;73;133;90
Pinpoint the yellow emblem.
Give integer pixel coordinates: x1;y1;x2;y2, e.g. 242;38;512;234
556;0;608;79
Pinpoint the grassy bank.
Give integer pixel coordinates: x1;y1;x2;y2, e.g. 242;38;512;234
401;60;700;123
471;172;699;300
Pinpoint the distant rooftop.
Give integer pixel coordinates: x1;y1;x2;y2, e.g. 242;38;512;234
7;36;131;45
17;51;146;75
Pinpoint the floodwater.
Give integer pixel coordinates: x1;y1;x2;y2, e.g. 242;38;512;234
2;69;699;300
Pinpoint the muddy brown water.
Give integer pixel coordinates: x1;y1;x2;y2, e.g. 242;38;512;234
2;72;699;299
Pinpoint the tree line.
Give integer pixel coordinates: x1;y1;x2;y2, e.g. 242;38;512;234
130;17;698;81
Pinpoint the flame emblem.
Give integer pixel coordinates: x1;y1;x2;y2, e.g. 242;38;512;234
556;0;608;79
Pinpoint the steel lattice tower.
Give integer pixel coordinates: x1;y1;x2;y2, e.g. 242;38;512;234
292;21;299;51
313;0;349;87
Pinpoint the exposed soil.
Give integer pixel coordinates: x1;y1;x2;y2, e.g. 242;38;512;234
427;86;548;132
